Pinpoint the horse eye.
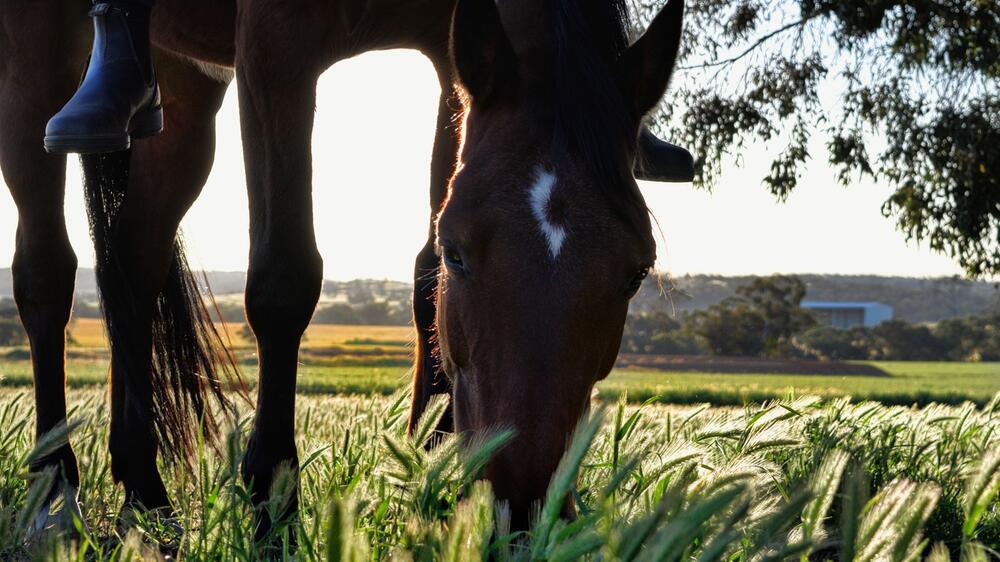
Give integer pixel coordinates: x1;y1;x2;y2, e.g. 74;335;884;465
626;266;651;298
442;245;465;274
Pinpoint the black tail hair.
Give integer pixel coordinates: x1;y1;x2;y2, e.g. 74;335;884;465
81;151;243;465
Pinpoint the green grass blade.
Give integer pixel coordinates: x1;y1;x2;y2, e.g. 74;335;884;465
963;447;1000;538
800;449;849;559
638;483;747;562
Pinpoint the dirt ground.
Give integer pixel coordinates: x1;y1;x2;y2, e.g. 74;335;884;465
615;354;889;376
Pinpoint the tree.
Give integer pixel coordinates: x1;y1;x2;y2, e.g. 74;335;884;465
934;313;1000;361
867;319;948;360
794;325;867;360
691;274;815;356
313;303;361;325
71;300;102;319
622;310;703;354
356;301;394;326
691;299;768;356
736;274;816;355
641;0;1000;277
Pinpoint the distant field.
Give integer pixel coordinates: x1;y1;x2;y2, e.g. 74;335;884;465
67;317;108;348
1;348;996;407
218;321;413;350
1;319;993;406
69;318;413;350
597;361;1000;406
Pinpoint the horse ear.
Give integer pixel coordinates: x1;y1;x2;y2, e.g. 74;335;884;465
634;127;695;182
451;0;517;103
617;0;684;119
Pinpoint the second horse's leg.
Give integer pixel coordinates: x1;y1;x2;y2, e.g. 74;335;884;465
0;0;90;534
235;3;324;543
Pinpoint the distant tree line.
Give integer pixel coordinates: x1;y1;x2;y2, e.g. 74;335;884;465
629;273;999;324
0;292;412;349
211;295;413;327
312;301;410;326
623;275;1000;362
7;275;997;358
6;271;995;325
0;299;81;347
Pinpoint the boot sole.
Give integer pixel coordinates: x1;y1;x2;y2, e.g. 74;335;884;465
44;106;163;155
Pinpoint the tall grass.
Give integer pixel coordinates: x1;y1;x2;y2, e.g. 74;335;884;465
0;389;997;560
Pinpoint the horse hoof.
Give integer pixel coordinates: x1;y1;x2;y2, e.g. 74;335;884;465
24;486;86;542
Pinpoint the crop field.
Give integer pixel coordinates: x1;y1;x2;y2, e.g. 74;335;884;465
64;319;415;350
2;322;997;407
597;362;1000;407
0;388;997;560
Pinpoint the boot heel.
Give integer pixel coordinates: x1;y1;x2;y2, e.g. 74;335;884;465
129;105;163;140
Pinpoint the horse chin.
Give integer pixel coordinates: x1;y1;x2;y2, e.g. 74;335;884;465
451;388;571;528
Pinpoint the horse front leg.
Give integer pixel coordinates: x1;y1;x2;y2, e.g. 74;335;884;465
409;62;462;433
0;0;90;537
4;109;83;539
235;2;324;546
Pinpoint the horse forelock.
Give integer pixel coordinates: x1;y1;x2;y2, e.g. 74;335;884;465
502;0;647;225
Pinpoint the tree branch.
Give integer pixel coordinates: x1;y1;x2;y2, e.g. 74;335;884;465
679;13;822;71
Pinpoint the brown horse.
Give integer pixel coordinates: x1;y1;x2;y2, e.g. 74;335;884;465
439;0;684;528
0;0;690;542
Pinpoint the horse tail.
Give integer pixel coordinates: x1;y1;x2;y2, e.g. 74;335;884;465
81;151;243;465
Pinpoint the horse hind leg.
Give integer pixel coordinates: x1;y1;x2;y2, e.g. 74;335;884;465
0;0;90;537
85;48;234;524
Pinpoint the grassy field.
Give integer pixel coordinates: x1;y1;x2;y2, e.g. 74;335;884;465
598;362;1000;406
0;388;997;560
1;354;996;407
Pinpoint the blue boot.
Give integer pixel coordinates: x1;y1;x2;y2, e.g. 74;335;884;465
44;1;161;154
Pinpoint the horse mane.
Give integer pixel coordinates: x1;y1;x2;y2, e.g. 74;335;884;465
547;0;646;220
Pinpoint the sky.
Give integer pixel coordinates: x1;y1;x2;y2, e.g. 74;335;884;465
0;49;965;282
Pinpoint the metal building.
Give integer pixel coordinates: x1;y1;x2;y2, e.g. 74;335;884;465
800;301;893;329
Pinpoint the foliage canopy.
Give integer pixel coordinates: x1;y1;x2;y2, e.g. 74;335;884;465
642;0;1000;277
